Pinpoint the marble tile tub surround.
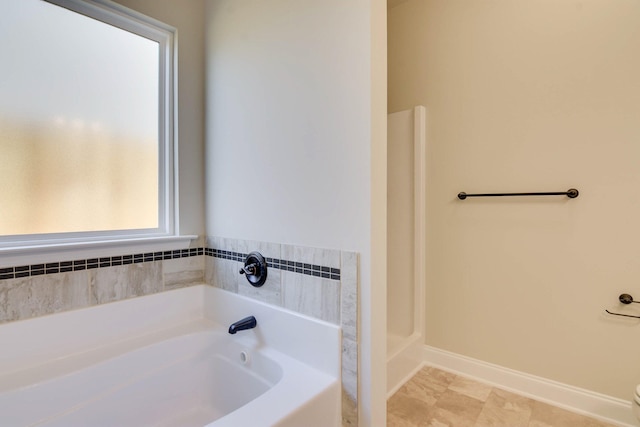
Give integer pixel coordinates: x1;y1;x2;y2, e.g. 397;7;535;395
0;247;204;281
0;249;205;324
205;236;359;427
0;241;350;324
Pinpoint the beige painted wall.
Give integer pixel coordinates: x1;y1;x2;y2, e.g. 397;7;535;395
389;0;640;400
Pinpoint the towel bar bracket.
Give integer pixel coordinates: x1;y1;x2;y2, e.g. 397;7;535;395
604;293;640;319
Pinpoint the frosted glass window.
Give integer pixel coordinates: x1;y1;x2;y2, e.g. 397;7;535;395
0;0;174;242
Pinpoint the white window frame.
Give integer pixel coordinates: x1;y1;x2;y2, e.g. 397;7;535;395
0;0;194;265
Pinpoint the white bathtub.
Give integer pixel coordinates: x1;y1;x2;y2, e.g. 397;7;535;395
0;285;341;427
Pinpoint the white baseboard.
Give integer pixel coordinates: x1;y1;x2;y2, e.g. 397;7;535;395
387;334;424;398
422;345;638;427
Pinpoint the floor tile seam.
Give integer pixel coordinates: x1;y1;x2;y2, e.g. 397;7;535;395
434;404;484;427
431;393;486;426
443;383;493;405
473;396;535;427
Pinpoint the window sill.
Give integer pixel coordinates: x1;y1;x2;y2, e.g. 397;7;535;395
0;235;199;269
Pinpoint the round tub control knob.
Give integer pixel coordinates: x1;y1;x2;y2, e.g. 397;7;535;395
239;252;268;287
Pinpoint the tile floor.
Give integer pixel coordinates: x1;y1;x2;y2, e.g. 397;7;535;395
387;366;618;427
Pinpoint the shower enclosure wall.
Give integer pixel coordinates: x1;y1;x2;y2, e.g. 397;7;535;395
386;106;426;396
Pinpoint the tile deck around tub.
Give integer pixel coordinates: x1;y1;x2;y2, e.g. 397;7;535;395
388;366;618;427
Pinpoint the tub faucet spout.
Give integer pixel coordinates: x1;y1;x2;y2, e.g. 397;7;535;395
228;316;257;334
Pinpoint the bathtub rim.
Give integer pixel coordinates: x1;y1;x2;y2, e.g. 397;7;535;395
0;284;341;378
0;284;342;427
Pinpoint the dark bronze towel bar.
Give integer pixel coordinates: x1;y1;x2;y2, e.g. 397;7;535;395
457;188;579;200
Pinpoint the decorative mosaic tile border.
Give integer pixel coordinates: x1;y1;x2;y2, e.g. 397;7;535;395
0;247;340;281
206;248;341;280
0;248;204;281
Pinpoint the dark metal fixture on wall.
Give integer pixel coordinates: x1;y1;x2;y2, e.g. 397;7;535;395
239;251;268;287
605;294;640;319
457;188;579;200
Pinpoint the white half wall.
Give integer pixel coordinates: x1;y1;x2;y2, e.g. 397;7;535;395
387;109;416;338
204;0;388;425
